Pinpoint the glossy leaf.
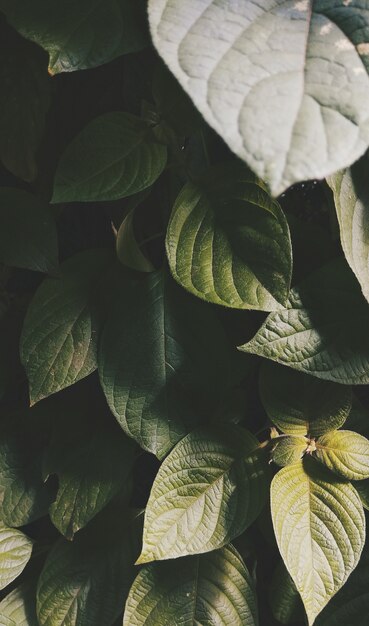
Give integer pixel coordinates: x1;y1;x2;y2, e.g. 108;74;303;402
271;436;309;468
0;581;38;626
20;249;113;404
166;166;292;310
271;459;365;625
149;0;369;196
0;189;58;274
0;526;33;591
124;544;258;626
0;0;148;74
240;259;369;384
137;426;269;563
259;361;352;436
315;430;369;481
52;113;167;203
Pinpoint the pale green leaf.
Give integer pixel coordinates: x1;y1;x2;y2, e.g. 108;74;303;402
52;113;167;203
148;0;369;196
315;430;369;480
271;436;309;468
20;249;114;404
269;561;303;625
0;526;33;591
240;259;369;384
0;581;38;626
259;361;352;436
137;425;269;563
116;210;154;273
124;544;258;626
271;459;366;625
166;165;292;310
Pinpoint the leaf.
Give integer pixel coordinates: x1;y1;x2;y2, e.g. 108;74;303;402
0;581;38;626
240;258;369;384
328;154;369;303
99;270;232;458
259;361;352;436
0;189;58;274
124;544;258;626
116;210;154;273
271;436;309;468
52;113;167;203
354;479;369;510
36;507;141;626
0;525;33;591
20;249;114;404
137;425;269;563
166;165;292;310
271;459;366;625
0;20;50;182
315;430;369;481
148;0;369;196
0;0;148;74
269;561;304;625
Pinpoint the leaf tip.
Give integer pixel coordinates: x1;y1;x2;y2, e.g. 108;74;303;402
135;552;153;566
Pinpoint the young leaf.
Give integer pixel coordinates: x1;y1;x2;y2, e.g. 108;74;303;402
166;165;292;310
20;249;114;404
137;425;269;563
0;525;33;591
0;0;148;73
0;581;38;626
269;561;304;625
259;361;352;436
149;0;369;196
52;113;167;203
271;459;365;625
116;210;154;273
240;259;369;384
99;270;231;458
0;189;58;274
124;544;258;626
271;436;309;468
315;430;369;481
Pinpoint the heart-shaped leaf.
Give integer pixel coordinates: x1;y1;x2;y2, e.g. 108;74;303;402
0;526;33;591
315;430;369;481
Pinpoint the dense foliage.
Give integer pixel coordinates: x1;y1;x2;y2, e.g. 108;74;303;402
1;2;369;625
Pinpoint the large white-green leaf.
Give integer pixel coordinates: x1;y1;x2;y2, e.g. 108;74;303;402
52;113;167;203
0;526;33;591
166;165;292;310
0;0;147;73
0;581;38;626
315;430;369;481
124;544;258;626
99;270;231;458
240;259;369;384
149;0;369;196
259;361;352;436
271;459;366;625
137;425;269;563
20;249;113;404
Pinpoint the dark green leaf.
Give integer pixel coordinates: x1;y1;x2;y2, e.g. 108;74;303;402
116;211;154;273
269;561;304;625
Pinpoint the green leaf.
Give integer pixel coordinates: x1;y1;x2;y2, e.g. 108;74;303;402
328;154;369;303
0;582;38;626
240;259;369;384
0;189;58;274
0;0;148;74
0;525;33;591
259;361;352;436
99;270;232;458
354;479;369;510
166;165;292;310
271;436;309;468
148;0;369;196
137;425;269;563
20;249;114;404
271;459;366;625
0;20;50;182
269;561;303;625
52;113;167;203
124;544;258;626
315;430;369;481
116;210;154;273
36;507;141;626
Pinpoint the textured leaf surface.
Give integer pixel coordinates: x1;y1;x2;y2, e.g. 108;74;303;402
124;544;258;626
52;113;167;203
0;189;58;274
271;459;365;625
166;166;292;310
0;0;147;73
0;581;38;626
137;426;269;563
315;430;369;481
149;0;369;196
240;259;369;384
259;361;352;436
271;436;308;468
269;561;303;625
20;249;113;404
99;270;231;458
0;526;33;591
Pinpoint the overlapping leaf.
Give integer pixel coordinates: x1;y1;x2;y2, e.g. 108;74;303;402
271;436;308;468
0;526;33;591
0;581;38;626
315;430;369;481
